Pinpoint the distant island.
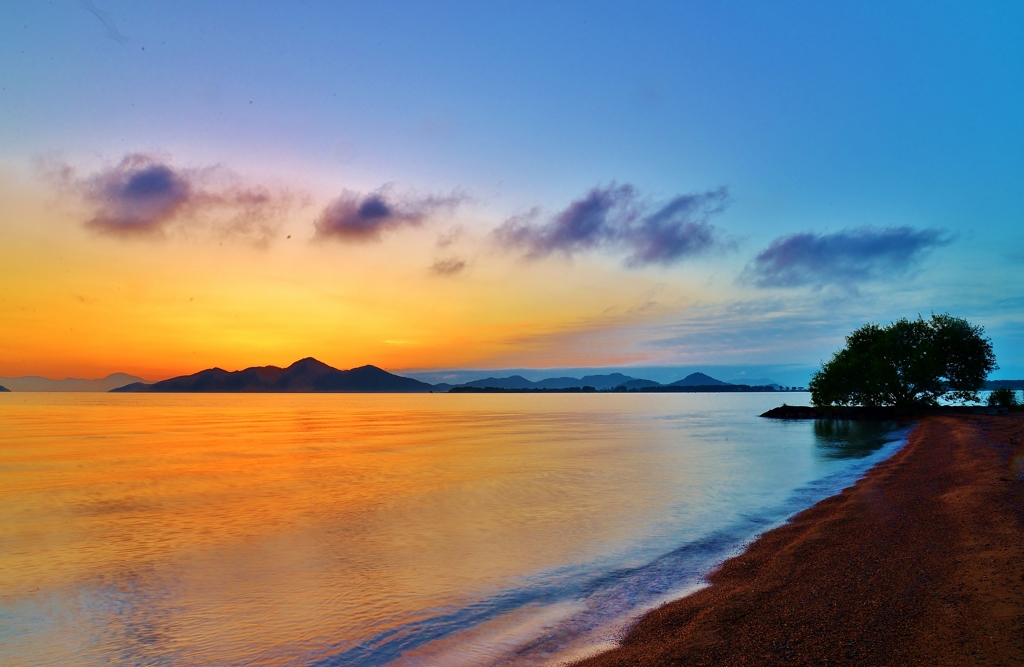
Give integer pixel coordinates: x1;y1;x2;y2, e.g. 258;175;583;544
446;371;802;393
111;358;434;393
0;384;9;392
109;360;810;393
0;373;145;392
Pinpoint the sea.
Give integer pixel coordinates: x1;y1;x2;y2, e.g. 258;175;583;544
0;392;910;667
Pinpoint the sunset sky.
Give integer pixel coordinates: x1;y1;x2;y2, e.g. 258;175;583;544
2;2;1022;383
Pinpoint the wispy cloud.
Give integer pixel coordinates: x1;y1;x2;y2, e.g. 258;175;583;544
479;292;886;371
58;154;296;245
314;188;463;242
494;184;730;267
743;226;951;290
436;225;465;248
429;257;468;276
81;0;128;45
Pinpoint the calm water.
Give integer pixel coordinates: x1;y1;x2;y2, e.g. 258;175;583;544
0;393;908;666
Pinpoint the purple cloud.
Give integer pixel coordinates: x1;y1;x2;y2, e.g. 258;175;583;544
495;184;634;258
744;227;950;289
66;154;294;243
314;189;463;242
85;155;192;234
624;189;729;267
494;184;729;267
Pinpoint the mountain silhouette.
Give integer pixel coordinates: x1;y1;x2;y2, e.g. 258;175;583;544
0;373;145;392
0;384;9;392
111;358;435;393
458;372;656;390
459;375;537;390
669;372;730;387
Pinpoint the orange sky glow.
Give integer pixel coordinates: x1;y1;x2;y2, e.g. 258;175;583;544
0;173;721;380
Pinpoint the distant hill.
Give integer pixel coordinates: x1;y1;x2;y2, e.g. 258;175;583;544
669;372;730;387
533;373;643;390
457;372;657;391
459;375;537;390
449;371;765;391
0;373;145;392
0;384;9;392
439;368;799;393
111;358;435;393
532;376;589;389
577;373;642;390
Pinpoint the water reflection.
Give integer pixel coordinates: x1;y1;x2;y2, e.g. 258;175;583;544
812;419;903;459
0;392;907;667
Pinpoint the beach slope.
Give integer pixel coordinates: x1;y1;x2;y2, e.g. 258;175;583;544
576;415;1024;666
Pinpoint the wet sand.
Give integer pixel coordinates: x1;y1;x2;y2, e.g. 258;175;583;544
576;415;1024;666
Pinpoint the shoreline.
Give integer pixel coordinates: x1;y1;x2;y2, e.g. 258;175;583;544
762;404;1018;420
573;415;1024;666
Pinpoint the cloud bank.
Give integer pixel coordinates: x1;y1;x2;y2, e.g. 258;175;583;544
65;154;293;244
314;188;463;242
744;226;950;289
494;184;730;267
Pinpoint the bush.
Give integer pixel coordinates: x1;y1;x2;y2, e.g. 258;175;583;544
988;387;1019;408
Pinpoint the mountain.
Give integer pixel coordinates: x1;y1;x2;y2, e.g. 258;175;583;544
111;358;435;393
0;373;146;392
457;372;655;391
669;372;730;387
577;373;644;390
532;376;588;389
0;384;9;392
531;373;641;389
459;375;537;390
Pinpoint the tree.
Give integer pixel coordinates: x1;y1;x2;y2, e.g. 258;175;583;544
809;314;997;408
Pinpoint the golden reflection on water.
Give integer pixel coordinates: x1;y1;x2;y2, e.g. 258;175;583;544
1;393;739;666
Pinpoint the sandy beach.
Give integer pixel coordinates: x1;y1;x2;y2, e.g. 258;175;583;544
576;415;1024;666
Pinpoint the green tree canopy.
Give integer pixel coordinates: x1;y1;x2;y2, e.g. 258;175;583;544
809;314;997;408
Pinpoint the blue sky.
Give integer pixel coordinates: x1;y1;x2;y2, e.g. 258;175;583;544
2;1;1023;381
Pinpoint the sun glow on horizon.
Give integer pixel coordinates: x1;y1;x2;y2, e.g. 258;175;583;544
1;172;727;379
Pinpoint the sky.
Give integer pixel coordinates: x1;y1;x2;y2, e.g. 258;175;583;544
2;1;1023;384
